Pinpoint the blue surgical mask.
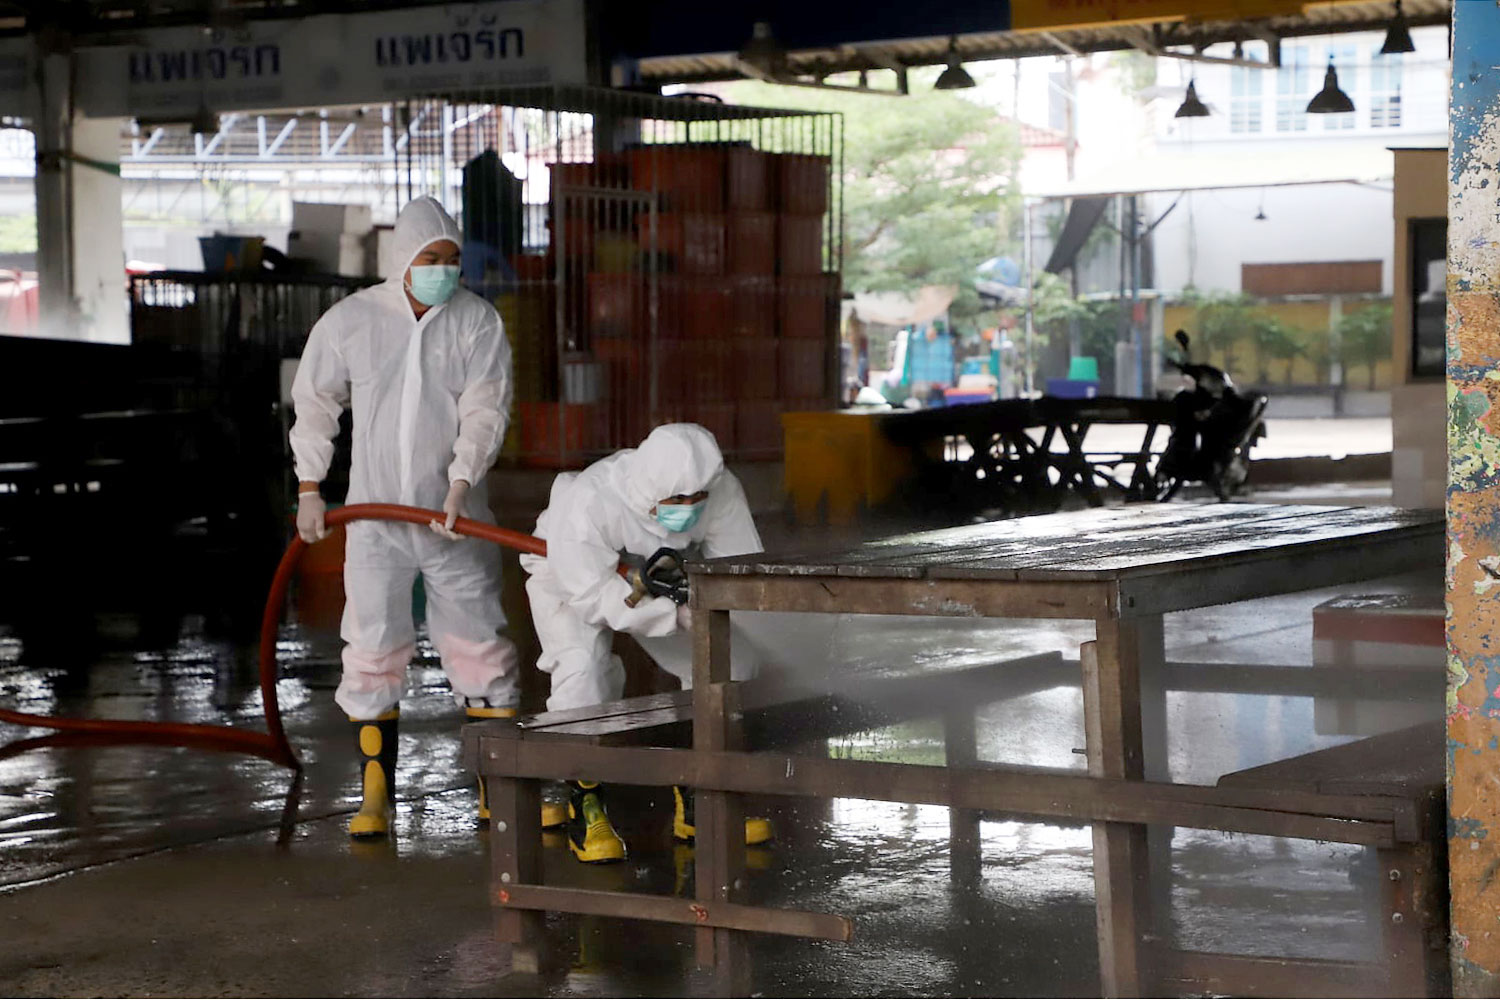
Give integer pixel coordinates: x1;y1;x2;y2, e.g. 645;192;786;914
407;264;460;306
655;501;705;533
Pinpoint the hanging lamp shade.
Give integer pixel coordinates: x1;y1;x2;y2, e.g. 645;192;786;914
1174;81;1210;118
1307;60;1355;114
1381;0;1416;55
934;37;976;90
738;21;789;77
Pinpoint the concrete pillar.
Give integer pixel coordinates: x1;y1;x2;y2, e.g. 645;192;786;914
32;45;128;344
1446;2;1500;994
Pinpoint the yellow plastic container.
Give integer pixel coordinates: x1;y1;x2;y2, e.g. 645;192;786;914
781;409;910;526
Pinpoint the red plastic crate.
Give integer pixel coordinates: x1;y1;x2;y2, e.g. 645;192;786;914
658;339;733;402
732;338;779;400
587;273;645;338
628;146;726;211
727;147;771;211
660;276;733;341
735;400;785;459
779;274;837;339
729;276;777;340
550;156;628;194
775;154;831;215
780;340;828;398
778;214;825;275
519;401;594;467
648;212;726;275
728;212;776;275
684;402;737;452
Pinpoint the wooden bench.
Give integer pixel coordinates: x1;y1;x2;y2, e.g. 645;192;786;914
1158;722;1449;999
460;651;1066;969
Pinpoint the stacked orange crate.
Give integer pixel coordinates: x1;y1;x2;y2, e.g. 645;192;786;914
775;153;834;422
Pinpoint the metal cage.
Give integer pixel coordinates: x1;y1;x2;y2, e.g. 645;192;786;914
395;84;843;466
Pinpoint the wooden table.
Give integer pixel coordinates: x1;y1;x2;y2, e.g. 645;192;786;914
477;503;1443;995
686;503;1440;995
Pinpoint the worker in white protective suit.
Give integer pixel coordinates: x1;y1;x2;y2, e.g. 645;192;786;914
289;196;521;840
521;423;772;863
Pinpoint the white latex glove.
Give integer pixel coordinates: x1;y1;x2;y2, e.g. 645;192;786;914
296;492;330;544
428;479;470;540
676;604;693;632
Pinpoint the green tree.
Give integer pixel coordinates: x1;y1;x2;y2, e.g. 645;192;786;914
725;75;1021;333
0;213;36;253
1338;302;1394;390
1180;288;1255;373
1245;315;1306;385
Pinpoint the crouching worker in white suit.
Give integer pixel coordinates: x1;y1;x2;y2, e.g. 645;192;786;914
520;423;772;863
290;196;522;839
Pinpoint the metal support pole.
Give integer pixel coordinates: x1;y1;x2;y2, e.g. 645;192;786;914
1446;3;1500;994
1023;199;1035;397
33;45;73;337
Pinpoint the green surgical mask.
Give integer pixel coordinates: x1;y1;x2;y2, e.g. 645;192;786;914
407;265;460;306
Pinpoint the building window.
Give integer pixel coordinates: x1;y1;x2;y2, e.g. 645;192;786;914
1276;45;1309;132
1230;58;1264;133
1321;43;1357;131
1371;51;1403;128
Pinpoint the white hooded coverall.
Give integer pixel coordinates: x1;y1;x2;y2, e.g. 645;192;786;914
520;423;763;712
289;196;522;720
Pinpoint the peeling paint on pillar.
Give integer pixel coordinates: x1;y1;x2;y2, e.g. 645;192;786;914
1449;3;1500;995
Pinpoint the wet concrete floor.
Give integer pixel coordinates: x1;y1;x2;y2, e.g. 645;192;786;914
0;503;1443;997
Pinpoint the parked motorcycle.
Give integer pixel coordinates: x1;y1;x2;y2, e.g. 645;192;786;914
1154;330;1269;502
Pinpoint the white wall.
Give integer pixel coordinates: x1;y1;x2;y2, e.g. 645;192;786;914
1150;179;1395;295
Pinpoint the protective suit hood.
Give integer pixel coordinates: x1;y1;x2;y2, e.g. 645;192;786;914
612;424;725;516
385;195;464;286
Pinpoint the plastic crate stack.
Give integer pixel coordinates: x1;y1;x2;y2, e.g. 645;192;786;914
569;144;836;464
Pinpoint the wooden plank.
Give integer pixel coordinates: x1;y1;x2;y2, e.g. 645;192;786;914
475;740;1409;847
490;773;544;973
514;690;689;730
520;707;692;745
688;503;1302;578
691;574;1116;620
1116;528;1443;616
937;504;1355;577
691;609;745;970
935;507;1437;581
493;884;854;942
1380;844;1439;997
1084;628;1149;998
1218;722;1444;799
1157;950;1388;999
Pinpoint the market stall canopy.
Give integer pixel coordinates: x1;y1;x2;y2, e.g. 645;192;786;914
846;286;957;327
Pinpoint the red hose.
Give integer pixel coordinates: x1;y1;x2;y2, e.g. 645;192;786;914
0;503;568;769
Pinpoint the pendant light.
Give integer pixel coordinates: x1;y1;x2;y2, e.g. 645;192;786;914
1307;59;1354;114
1381;0;1416;55
934;37;976;91
1174;80;1211;118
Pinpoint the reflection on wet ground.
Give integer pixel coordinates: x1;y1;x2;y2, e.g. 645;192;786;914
0;568;1441;997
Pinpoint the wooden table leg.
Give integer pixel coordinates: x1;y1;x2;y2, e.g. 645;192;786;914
692;607;750;994
1083;621;1152;998
1135;616;1174;945
491;774;543;974
944;706;983;885
1380;839;1449;997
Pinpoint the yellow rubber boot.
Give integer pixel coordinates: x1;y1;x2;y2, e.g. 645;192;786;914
348;711;399;839
673;785;774;846
541;795;569;829
464;703;518;824
567;780;627;863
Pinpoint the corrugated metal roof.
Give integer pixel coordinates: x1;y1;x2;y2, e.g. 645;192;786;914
637;0;1452;84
